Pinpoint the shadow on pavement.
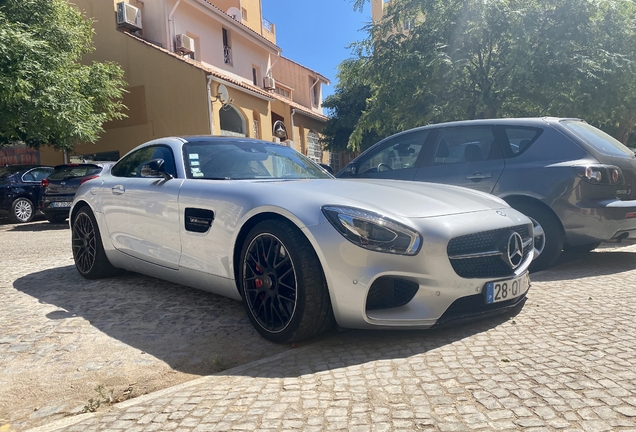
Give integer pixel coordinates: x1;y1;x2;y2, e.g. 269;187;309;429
5;221;68;232
13;265;519;378
533;248;636;282
13;266;285;376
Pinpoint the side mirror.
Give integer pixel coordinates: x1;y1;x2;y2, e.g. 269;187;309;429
343;163;357;177
319;163;334;174
141;158;173;180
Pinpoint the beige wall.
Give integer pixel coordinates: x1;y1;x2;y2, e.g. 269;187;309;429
239;0;263;36
272;58;325;115
40;0;211;165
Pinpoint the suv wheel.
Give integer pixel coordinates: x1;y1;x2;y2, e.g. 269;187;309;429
510;203;564;272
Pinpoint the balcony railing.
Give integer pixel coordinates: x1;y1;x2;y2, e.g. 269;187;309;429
262;17;273;32
223;45;232;65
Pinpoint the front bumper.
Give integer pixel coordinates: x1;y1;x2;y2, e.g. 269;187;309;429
303;208;533;330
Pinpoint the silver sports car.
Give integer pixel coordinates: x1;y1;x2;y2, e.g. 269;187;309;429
70;136;534;343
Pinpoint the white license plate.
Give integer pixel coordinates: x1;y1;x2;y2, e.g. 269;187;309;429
51;202;72;208
485;273;530;304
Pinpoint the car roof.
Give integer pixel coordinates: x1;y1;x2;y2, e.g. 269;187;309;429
178;136;289;147
53;162;115;170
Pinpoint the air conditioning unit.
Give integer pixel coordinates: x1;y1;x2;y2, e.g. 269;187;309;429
175;34;195;55
116;2;142;31
263;76;276;90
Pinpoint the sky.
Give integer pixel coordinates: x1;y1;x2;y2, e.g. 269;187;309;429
261;0;372;99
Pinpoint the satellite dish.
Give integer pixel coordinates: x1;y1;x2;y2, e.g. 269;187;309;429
227;6;241;21
273;120;287;139
217;84;229;104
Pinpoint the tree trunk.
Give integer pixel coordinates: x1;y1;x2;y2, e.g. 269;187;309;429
616;115;636;145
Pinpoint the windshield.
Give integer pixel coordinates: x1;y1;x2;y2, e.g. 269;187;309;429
183;141;332;180
48;165;103;181
561;120;635;158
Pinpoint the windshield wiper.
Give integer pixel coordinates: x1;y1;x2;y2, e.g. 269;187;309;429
201;176;231;180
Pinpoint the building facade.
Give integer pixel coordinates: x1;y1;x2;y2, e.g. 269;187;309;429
37;0;331;166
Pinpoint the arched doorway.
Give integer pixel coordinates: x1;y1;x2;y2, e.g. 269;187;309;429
307;131;322;163
219;105;246;136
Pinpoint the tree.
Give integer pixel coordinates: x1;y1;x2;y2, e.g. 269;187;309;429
321;60;380;153
0;0;126;151
337;0;636;146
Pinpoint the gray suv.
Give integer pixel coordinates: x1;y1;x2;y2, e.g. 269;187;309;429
337;118;636;270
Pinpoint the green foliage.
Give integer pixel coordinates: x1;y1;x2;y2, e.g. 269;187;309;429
334;0;636;148
0;0;127;151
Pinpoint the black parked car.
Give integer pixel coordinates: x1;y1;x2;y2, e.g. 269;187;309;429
0;165;54;223
40;162;114;223
337;118;636;270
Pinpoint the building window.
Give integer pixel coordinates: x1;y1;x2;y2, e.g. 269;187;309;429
219;105;245;136
307;131;322;163
310;78;320;107
329;152;341;172
253;119;259;138
241;7;247;20
252;67;259;86
222;28;232;65
273;84;291;99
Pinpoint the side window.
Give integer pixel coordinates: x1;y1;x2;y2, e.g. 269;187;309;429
503;128;542;157
22;171;35;182
358;131;428;174
433;127;500;164
111;145;176;178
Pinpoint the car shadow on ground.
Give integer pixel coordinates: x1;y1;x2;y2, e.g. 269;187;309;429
4;221;68;232
13;265;518;378
533;247;636;282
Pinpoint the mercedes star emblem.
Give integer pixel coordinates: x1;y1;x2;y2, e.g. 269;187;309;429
505;232;524;269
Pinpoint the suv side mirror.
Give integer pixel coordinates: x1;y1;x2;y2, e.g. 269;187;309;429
343;163;357;177
141;158;173;180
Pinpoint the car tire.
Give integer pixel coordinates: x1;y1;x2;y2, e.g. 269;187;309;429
9;197;34;223
238;219;335;343
510;202;564;272
71;206;122;279
44;214;68;224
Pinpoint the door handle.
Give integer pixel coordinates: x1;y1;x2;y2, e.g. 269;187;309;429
111;185;125;195
465;172;492;180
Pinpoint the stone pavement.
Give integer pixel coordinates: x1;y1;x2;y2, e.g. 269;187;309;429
0;220;289;431
24;241;636;432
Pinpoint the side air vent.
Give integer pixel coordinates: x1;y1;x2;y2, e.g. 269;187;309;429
185;208;214;233
366;277;419;311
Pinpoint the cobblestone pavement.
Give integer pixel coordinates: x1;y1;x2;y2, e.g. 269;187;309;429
0;220;289;431
19;233;636;432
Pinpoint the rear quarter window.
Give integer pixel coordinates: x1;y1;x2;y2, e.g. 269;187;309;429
561;120;634;158
49;165;102;180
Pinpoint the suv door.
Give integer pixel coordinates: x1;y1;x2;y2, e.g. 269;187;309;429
414;126;505;193
345;130;430;180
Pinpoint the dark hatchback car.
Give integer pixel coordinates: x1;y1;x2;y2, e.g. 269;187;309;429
40;162;114;223
337;117;636;270
0;165;54;223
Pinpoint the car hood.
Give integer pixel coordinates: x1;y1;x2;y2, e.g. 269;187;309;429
254;178;509;218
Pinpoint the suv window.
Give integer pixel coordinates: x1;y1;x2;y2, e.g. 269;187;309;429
357;131;428;174
112;145;177;178
502;127;542;157
433;127;500;164
561;120;634;158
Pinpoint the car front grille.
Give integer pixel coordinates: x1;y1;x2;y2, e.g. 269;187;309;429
447;224;532;278
366;277;419;311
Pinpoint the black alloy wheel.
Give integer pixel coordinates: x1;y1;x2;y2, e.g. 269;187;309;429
239;219;335;343
71;207;122;279
243;233;297;333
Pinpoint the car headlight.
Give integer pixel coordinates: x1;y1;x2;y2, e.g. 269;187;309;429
322;206;421;255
